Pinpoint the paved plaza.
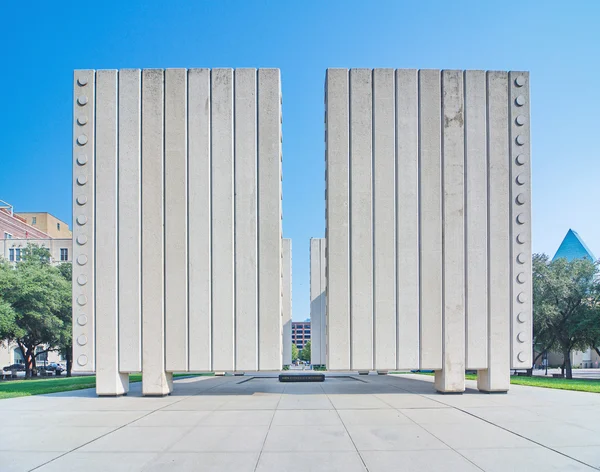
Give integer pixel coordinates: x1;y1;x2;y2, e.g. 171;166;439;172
2;374;600;471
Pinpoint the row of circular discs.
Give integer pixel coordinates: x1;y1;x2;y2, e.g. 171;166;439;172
74;75;91;368
513;74;529;364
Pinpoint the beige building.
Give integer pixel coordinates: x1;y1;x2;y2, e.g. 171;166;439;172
0;342;63;369
16;212;72;239
0;238;72;264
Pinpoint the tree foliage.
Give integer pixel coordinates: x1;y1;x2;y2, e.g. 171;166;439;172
300;341;311;362
291;343;299;362
0;244;72;376
532;253;600;378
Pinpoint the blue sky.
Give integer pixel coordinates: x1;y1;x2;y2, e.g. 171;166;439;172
1;1;599;320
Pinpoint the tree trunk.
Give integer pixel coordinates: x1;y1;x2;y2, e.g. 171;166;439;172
563;349;573;379
66;346;72;377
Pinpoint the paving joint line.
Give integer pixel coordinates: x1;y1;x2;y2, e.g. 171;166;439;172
28;375;224;471
252;383;284;471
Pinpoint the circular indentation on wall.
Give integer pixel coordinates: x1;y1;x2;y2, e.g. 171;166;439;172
77;115;88;125
517;253;526;264
77;135;88;146
516;213;526;225
76;195;88;205
516;115;526;126
517;312;527;323
77;76;89;86
77;95;88;106
517;272;526;284
77;335;88;346
77;314;88;326
77;274;87;286
77;175;88;185
515;154;526;166
517;233;526;244
515;76;526;87
77;235;88;245
517;292;527;303
76;215;87;225
77;355;88;366
77;255;88;266
516;173;526;185
516;193;525;205
517;331;527;343
77;295;87;306
77;154;88;166
517;351;526;362
515;95;525;106
516;135;526;146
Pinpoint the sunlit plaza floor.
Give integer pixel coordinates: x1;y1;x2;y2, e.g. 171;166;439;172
2;373;600;471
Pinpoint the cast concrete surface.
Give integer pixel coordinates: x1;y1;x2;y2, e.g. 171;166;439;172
1;374;599;471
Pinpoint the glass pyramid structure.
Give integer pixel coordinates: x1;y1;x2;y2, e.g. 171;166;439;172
552;229;596;262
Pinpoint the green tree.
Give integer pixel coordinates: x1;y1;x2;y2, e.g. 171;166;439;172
0;244;72;377
532;253;600;379
291;343;299;362
300;341;311;362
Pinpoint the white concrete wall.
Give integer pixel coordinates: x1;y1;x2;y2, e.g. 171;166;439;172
325;69;532;392
73;69;283;395
310;238;327;366
282;239;292;366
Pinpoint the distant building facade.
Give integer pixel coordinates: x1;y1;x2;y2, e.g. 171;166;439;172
16;212;73;239
292;321;311;351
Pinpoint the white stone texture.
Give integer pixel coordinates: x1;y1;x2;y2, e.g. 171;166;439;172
349;68;374;371
478;72;511;392
282;239;292;366
94;70;129;395
117;69;142;373
310;238;326;366
72;70;95;373
165;68;189;372
235;69;259;371
464;70;488;370
395;69;420;369
434;70;465;393
211;68;235;372
141;69;172;395
187;68;212;371
509;71;532;369
373;69;396;370
257;69;283;371
325;69;351;370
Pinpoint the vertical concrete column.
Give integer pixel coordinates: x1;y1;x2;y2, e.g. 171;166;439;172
257;69;282;370
319;239;327;366
165;69;189;372
509;72;532;369
72;70;96;373
310;238;323;365
235;69;259;371
349;69;373;371
95;70;129;395
211;69;235;372
418;70;442;370
395;70;419;369
435;71;465;393
478;72;510;393
188;69;212;371
141;69;172;395
325;69;351;370
282;239;292;366
118;69;142;373
464;71;488;370
373;69;396;370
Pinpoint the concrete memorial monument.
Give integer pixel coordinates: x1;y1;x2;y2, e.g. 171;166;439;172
310;238;327;366
324;69;532;393
72;68;283;396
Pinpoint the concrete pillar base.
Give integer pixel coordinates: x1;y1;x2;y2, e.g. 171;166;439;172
142;372;173;396
96;372;129;396
477;369;509;393
434;370;465;393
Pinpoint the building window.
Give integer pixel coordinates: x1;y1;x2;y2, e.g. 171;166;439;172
60;248;68;261
4;232;12;239
9;248;14;262
36;346;48;362
32;217;36;224
57;223;61;231
15;248;21;262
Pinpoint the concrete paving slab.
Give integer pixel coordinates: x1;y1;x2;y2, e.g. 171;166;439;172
79;425;192;452
345;423;449;451
263;425;355;452
271;409;343;426
36;452;160;471
256;451;366;471
361;450;481;472
459;447;597;471
171;425;269;452
338;408;412;425
556;447;600;469
144;452;259;472
420;422;533;449
1;452;62;472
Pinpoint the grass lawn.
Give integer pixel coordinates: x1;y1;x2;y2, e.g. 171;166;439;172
391;371;600;393
0;373;213;400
